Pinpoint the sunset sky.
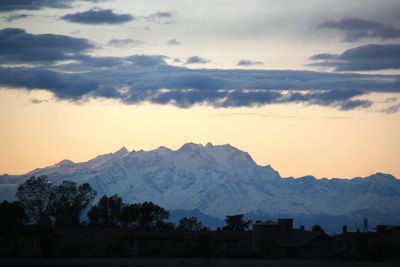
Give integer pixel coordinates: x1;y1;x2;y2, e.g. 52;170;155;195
0;0;399;179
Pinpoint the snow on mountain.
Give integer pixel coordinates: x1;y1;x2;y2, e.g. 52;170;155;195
1;143;399;227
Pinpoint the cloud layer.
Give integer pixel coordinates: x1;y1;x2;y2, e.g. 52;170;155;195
309;44;400;71
0;28;93;64
61;9;133;24
318;18;400;42
0;0;102;12
0;28;399;112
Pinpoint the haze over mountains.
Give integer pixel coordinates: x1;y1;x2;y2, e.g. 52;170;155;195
1;143;399;232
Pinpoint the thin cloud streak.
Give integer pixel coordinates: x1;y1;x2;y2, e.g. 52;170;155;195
214;113;355;120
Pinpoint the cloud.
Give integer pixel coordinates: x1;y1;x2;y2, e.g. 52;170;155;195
282;89;373;110
318;18;400;42
309;44;400;71
379;103;400;114
61;9;134;24
237;59;263;66
108;38;145;47
0;28;94;64
1;59;399;111
146;11;175;24
31;98;48;104
0;0;104;12
0;67;100;100
0;29;399;111
148;11;173;19
166;39;181;45
185;56;209;64
384;97;398;103
4;14;31;22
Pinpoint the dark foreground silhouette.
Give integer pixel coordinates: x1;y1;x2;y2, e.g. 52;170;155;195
1;176;400;264
1;257;399;267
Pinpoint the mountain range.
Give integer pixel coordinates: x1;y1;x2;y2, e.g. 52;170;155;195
1;142;399;232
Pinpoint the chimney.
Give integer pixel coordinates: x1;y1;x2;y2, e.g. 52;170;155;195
278;218;293;235
343;225;347;233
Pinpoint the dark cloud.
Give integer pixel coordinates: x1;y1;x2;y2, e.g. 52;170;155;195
237;59;263;66
318;18;400;42
185;56;209;64
4;13;31;22
61;9;133;24
0;29;399;111
0;67;100;100
1;59;399;111
166;39;181;45
319;18;382;31
309;44;400;71
283;89;373;110
108;38;145;47
0;0;103;12
309;53;338;61
0;28;94;64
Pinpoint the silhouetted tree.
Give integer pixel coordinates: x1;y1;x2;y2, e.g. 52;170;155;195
178;216;203;231
0;200;27;227
138;201;169;230
121;203;141;228
48;181;97;226
88;194;123;227
16;175;51;225
223;214;252;231
156;221;175;230
312;224;325;232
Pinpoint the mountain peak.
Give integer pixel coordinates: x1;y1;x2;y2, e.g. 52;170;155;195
205;142;213;148
368;172;397;180
114;146;130;157
53;159;74;168
178;142;204;152
155;146;172;152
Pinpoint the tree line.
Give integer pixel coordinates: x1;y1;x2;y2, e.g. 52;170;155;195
1;176;253;232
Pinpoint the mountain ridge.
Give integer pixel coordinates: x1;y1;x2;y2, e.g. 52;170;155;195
1;142;399;230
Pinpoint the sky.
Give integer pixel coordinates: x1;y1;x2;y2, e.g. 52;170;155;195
0;0;400;179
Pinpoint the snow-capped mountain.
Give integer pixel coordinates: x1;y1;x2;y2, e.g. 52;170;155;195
1;142;399;230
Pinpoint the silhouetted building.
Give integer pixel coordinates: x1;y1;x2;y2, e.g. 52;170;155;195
375;225;400;261
334;229;375;260
252;218;334;259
